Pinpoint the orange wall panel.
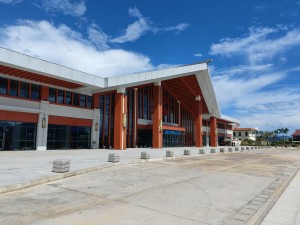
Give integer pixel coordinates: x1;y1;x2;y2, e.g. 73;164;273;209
48;115;92;127
0;110;38;123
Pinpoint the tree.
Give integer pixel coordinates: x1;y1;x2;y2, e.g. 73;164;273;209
283;128;289;144
274;130;279;144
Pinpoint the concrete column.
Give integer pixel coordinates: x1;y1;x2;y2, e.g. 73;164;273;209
132;88;138;147
91;109;100;149
36;101;49;151
210;116;217;147
195;96;203;147
206;127;210;146
152;82;163;149
113;89;127;150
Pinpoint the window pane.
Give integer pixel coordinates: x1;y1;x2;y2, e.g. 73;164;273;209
79;94;86;107
86;96;92;108
73;93;79;106
57;90;64;104
9;80;18;96
30;84;40;100
20;82;29;98
65;91;72;105
0;77;8;95
49;88;56;103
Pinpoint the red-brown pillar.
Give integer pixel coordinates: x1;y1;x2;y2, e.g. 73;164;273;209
210;116;217;147
152;82;163;149
132;88;138;147
40;86;49;101
195;96;203;147
92;93;100;109
114;89;127;150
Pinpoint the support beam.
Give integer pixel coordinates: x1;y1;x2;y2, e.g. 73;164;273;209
210;116;217;147
152;83;163;149
195;96;203;147
114;92;127;150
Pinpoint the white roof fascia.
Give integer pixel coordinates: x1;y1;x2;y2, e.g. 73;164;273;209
105;63;208;90
195;69;221;118
0;47;105;89
221;115;240;124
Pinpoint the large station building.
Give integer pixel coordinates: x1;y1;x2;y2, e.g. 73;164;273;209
0;48;239;151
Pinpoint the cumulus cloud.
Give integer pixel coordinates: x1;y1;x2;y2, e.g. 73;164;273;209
87;23;109;50
0;20;157;77
35;0;86;17
110;7;189;43
209;26;300;65
194;53;203;57
0;0;21;4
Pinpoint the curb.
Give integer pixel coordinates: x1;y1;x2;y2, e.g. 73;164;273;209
0;148;258;195
246;166;300;225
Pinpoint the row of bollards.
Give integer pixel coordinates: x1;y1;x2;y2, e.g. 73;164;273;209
52;146;263;173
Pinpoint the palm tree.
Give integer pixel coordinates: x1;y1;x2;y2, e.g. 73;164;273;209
283;128;289;144
274;130;279;144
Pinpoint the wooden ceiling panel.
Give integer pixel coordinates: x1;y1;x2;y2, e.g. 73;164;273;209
0;65;84;89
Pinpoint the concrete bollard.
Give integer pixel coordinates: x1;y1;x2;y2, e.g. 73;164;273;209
184;149;191;156
246;147;250;150
250;147;254;150
52;159;70;173
241;147;245;151
211;148;216;153
235;147;239;151
228;147;233;152
108;153;120;163
199;149;205;154
220;148;225;153
166;150;174;157
141;151;150;159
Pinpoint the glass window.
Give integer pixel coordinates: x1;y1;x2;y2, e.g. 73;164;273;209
79;94;86;107
30;84;40;100
0;77;8;95
9;80;18;96
73;93;79;106
49;88;56;103
86;96;92;108
239;132;241;136
233;132;236;136
245;132;248;136
57;89;64;104
19;82;29;98
65;91;72;105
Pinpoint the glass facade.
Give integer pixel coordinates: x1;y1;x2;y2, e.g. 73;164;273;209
48;88;92;108
47;124;91;150
0;120;37;150
99;93;115;148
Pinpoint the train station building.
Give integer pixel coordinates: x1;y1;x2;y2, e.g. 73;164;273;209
0;48;239;151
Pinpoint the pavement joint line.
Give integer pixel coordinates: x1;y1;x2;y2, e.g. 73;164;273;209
0;150;243;195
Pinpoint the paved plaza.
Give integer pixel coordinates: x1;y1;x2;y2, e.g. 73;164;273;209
0;148;300;225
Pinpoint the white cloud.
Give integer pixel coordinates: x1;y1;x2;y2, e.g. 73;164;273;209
110;7;189;43
209;26;300;65
35;0;86;17
0;0;21;3
161;23;189;32
194;53;203;57
110;7;152;43
87;23;109;50
0;20;158;77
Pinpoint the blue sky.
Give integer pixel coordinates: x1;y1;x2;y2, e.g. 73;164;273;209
0;0;300;134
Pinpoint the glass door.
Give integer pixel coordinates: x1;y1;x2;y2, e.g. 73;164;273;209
0;127;4;150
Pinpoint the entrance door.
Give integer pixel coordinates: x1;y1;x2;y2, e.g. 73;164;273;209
4;126;13;150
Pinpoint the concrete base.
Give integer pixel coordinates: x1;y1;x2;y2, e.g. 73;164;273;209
36;146;47;151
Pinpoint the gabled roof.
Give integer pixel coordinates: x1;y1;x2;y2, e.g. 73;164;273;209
0;47;224;118
291;130;300;136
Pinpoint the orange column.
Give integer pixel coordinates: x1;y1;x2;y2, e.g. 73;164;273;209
92;93;100;109
195;96;203;147
40;86;49;101
114;90;127;150
152;82;163;149
132;88;138;148
210;116;217;147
